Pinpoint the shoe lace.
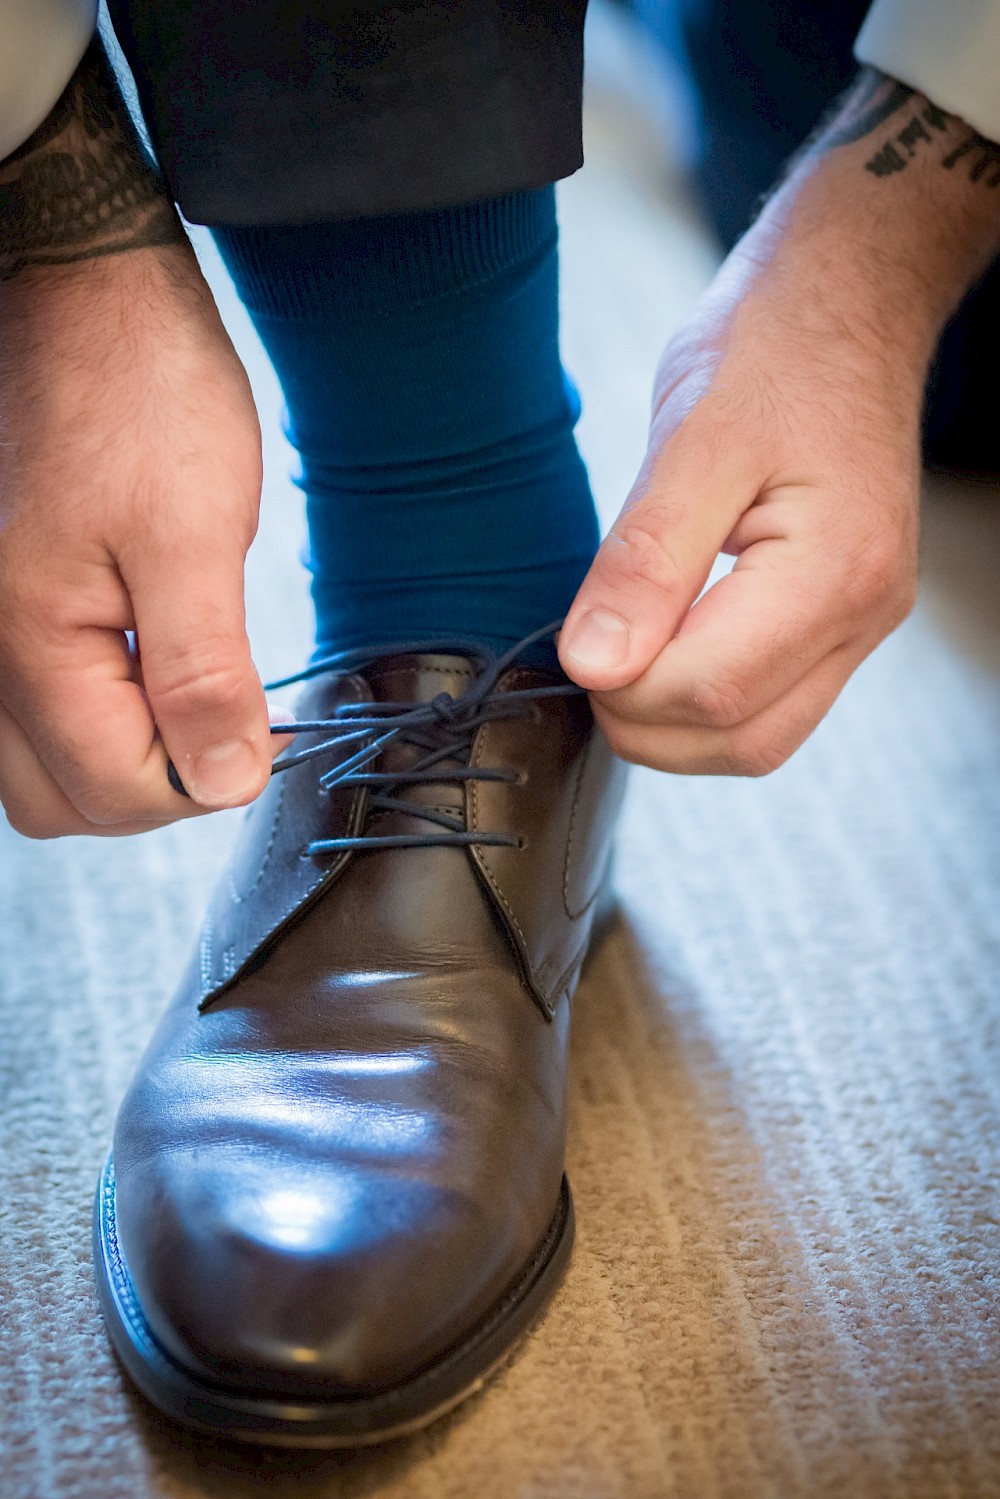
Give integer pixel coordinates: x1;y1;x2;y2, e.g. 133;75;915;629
264;620;582;857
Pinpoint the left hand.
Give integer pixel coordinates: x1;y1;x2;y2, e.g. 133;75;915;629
557;247;923;776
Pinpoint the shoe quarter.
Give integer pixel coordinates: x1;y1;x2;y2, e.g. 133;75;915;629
198;673;370;1004
467;673;627;1016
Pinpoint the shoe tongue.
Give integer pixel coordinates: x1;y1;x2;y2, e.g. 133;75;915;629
360;654;484;818
362;652;482;709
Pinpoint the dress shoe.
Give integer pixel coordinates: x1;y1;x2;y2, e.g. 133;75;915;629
94;628;627;1445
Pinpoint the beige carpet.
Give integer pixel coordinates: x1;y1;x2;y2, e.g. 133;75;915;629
3;9;1000;1496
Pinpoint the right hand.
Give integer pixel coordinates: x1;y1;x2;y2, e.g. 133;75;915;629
0;243;289;839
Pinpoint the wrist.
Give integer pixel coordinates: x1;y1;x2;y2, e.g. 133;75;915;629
0;38;183;286
0;236;202;345
737;70;1000;363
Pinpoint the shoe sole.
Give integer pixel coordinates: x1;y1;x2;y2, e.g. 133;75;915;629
92;1154;574;1447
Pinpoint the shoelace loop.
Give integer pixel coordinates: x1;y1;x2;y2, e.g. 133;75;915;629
265;621;582;857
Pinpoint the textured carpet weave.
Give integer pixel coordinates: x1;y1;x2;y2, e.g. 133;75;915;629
2;15;1000;1493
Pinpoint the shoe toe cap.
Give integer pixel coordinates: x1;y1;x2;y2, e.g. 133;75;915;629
114;1148;542;1396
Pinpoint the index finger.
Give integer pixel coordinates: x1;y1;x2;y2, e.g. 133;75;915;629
7;618;201;824
592;535;849;731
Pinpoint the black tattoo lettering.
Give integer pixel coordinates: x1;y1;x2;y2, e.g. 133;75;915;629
824;71;916;149
922;101;949;133
942;131;1000;187
0;39;182;281
827;70;1000;190
865;142;907;178
897;116;931;157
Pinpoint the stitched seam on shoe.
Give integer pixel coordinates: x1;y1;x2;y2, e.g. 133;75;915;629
227;773;288;906
200;914;214;996
475;856;535;984
365;663;476;686
225;676;368;905
202;858;339;1005
264;861;332;943
236;767;373;955
562;741;599;923
549;941;589;1005
101;1162;147;1339
469;668;551;1007
202;749;369;999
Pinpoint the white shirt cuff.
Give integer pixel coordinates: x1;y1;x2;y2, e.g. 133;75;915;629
0;0;98;162
856;0;1000;144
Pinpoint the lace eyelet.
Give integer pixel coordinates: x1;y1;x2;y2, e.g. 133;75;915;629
515;836;529;850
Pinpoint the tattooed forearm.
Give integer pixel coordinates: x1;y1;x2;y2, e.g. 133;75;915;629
0;38;183;282
823;72;915;150
864;98;949;177
941;133;1000;187
822;67;1000;191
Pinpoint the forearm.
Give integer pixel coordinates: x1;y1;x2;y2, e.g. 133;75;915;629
731;69;1000;375
0;36;184;285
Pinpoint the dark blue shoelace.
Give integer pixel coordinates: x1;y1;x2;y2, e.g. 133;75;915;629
261;620;581;856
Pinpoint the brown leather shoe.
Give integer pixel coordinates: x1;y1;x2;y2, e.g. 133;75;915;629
93;633;626;1446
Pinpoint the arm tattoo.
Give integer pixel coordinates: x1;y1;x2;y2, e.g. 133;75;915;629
0;38;183;282
941;132;1000;187
823;71;915;149
823;67;1000;191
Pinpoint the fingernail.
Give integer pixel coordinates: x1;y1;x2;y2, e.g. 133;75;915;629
563;609;631;671
187;739;262;808
267;703;297;733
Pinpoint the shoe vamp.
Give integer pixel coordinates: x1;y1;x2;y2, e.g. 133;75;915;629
112;841;567;1394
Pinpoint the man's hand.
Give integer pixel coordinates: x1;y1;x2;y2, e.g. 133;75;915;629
560;72;1000;775
0;39;286;838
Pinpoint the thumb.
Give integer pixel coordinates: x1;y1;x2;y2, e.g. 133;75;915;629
124;536;272;809
558;431;749;692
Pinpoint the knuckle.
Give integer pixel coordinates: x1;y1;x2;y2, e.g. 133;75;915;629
886;574;918;630
690;674;752;730
724;732;790;779
71;783;138;827
3;802;65;840
608;514;689;597
144;653;250;722
844;532;906;611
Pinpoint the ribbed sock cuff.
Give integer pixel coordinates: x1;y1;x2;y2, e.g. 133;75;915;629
212;187;557;319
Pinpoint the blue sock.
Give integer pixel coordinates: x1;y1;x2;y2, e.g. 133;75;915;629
213;187;599;669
